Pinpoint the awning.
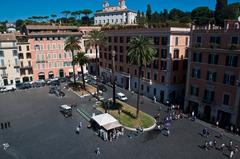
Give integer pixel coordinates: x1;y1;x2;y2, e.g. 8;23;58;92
91;113;117;126
102;121;122;131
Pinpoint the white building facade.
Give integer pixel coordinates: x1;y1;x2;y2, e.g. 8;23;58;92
94;0;137;26
0;33;21;86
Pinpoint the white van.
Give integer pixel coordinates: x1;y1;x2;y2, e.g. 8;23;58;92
117;92;128;101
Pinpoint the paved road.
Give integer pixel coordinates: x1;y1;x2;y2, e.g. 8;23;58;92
0;86;240;159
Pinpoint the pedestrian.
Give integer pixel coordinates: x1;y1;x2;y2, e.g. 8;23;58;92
153;96;156;103
230;125;234;133
166;130;170;137
229;150;234;158
203;128;207;137
213;140;217;148
220;143;225;151
229;141;233;147
4;122;7;129
79;122;82;128
204;141;209;151
216;121;219;127
96;147;100;155
209;140;213;148
7;121;10;128
76;126;80;134
219;131;224;139
236;128;239;135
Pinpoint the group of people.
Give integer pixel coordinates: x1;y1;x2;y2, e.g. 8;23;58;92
201;127;239;158
109;129;124;142
155;104;183;136
1;121;10;130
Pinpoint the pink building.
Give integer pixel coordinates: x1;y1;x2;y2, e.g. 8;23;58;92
25;25;82;80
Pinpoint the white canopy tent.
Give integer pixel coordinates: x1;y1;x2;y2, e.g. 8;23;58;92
91;113;122;131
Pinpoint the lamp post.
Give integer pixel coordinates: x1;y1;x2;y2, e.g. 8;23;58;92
112;50;118;114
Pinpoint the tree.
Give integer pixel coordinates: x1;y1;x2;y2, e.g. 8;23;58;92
64;36;81;84
136;10;141;24
226;2;240;20
215;0;228;27
159;9;169;23
169;8;185;21
74;52;88;88
87;30;106;96
61;11;71;18
146;4;152;22
191;7;214;26
71;11;79;19
51;14;57;21
128;36;156;118
81;9;93;17
81;9;93;24
151;11;160;24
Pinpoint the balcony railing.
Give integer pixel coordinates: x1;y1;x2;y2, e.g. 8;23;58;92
142;78;152;85
1;73;8;78
0;65;7;69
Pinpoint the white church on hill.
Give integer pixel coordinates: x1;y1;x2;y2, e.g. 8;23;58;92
94;0;137;25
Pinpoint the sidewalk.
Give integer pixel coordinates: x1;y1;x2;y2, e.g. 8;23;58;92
195;119;240;142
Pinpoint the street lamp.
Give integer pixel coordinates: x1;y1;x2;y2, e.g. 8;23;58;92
112;50;118;114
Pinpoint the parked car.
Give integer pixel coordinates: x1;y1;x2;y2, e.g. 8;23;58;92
16;82;32;89
59;105;72;117
0;87;7;93
33;80;45;87
117;92;128;101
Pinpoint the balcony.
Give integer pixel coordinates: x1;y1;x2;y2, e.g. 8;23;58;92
20;66;32;69
1;73;8;78
0;65;7;69
14;65;20;68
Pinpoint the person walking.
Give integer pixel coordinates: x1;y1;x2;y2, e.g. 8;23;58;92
166;129;170;137
76;126;80;134
96;147;100;156
216;121;219;128
79;122;82;128
220;143;225;151
229;150;234;158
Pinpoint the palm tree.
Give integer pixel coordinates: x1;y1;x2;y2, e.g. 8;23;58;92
64;36;81;84
128;36;156;118
74;52;88;89
51;14;57;21
87;30;106;95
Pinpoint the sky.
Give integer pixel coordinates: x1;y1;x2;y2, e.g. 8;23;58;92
0;0;239;21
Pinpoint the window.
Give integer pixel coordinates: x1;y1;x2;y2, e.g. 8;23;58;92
119;46;123;53
120;37;124;43
120;55;123;62
141;84;144;91
225;55;238;67
231;37;238;45
173;49;179;59
14;58;19;66
28;61;31;67
134;82;137;88
160;61;167;70
0;51;4;57
114;37;118;43
196;36;202;43
154;74;158;81
190;86;199;96
173;61;179;71
126;37;131;43
134;69;137;75
147;86;150;93
153;60;158;69
161;76;165;83
185;37;189;46
26;46;30;51
175;37;179;46
192;53;202;62
154;88;156;96
208;54;219;65
192;68;201;79
161;37;168;45
223;74;235;86
26;53;31;59
204;90;215;101
0;59;5;66
155;49;159;57
206;71;217;82
161;49;167;58
210;36;221;44
12;50;18;56
223;94;230;105
147;72;150;79
20;61;23;67
154;37;160;45
108;37;112;43
19;46;22;51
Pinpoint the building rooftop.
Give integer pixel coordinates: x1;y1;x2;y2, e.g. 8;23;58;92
26;25;79;30
0;33;16;42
